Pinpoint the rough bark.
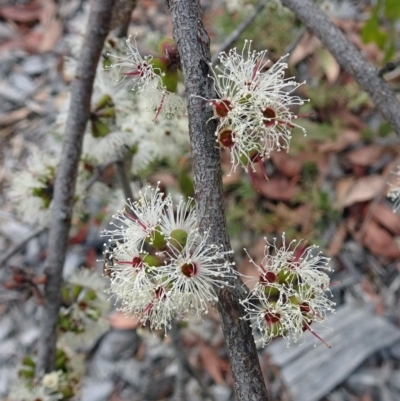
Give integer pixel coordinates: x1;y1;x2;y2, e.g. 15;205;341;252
111;0;136;37
167;1;269;400
36;0;116;374
280;0;400;135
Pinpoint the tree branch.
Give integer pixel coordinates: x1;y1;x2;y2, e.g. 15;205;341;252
0;227;46;268
36;0;116;374
115;158;134;200
211;0;267;65
167;1;268;400
111;0;137;38
280;0;400;135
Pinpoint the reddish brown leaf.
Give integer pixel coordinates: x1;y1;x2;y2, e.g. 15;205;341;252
319;129;360;153
371;203;400;236
327;224;347;257
346;144;385;167
38;17;62;52
198;342;226;385
0;2;42;22
362;220;400;259
289;31;321;66
254;175;299;201
37;0;62;52
336;175;385;208
270;151;302;179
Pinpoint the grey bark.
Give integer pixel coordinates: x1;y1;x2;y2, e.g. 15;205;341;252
280;0;400;135
36;0;116;374
112;0;137;37
166;1;269;400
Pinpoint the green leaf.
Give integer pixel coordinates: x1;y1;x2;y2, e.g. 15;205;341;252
361;13;387;49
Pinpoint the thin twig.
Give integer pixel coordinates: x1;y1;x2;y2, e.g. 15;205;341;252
111;0;137;38
170;323;187;401
0;227;46;267
115;158;134;200
211;0;267;65
284;26;307;55
85;160;116;192
170;322;216;401
36;0;116;375
378;62;396;78
167;1;269;400
280;0;400;135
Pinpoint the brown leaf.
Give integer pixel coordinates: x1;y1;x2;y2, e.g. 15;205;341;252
198;342;226;385
327;224;347;257
362;220;400;259
289;31;321;66
0;108;31;126
319;129;360;153
37;0;62;52
319;48;340;84
371;203;400;236
270;151;302;179
254;175;299;201
336;175;385;208
346;144;384;167
0;2;42;22
264;202;312;231
38;17;62;52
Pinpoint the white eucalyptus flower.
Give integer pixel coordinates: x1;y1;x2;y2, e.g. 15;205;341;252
164;230;235;319
105;183;170;251
241;234;334;347
106;35;164;94
9;380;62;401
205;40;307;172
104;186;236;330
8;151;90;228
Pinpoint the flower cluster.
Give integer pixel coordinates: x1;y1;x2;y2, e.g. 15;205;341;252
16;348;81;400
388;166;400;213
103;184;235;331
58;269;110;347
8;150;91;228
207;40;307;173
240;235;335;347
106;35;186;120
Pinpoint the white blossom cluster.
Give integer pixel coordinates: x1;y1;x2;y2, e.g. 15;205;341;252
103;184;235;330
388;166;400;213
56;40;189;169
8;377;63;401
240;234;335;347
207;40;307;173
8;150;90;228
106;35;186;119
59;269;110;347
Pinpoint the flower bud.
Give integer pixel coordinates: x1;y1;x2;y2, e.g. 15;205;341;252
145;226;167;250
169;228;188;250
